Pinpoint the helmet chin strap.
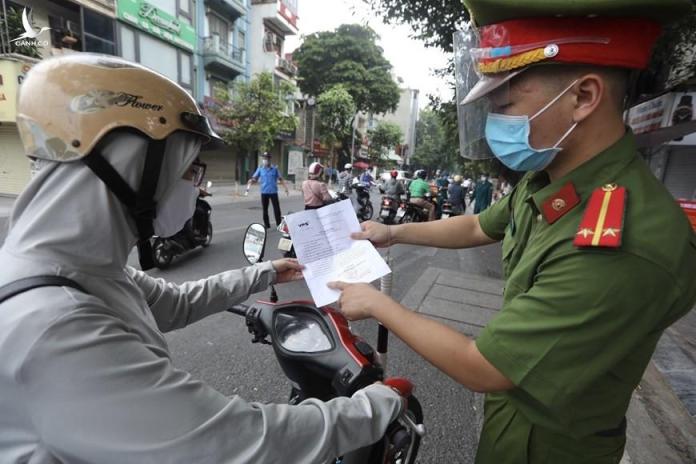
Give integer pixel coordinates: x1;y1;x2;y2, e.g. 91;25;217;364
82;139;167;271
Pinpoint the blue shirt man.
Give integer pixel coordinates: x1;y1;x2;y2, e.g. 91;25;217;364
246;153;288;228
252;164;281;194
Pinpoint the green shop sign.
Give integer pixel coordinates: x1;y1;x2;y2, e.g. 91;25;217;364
117;0;196;51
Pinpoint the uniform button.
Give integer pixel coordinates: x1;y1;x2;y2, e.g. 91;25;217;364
537;214;543;222
551;198;566;211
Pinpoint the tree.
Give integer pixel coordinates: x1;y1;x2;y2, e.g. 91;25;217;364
363;1;469;53
412;110;444;167
317;85;356;169
368;121;403;163
0;6;42;58
211;72;297;155
293;24;400;115
644;0;696;94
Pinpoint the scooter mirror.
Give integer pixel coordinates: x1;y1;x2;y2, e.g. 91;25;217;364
243;223;267;264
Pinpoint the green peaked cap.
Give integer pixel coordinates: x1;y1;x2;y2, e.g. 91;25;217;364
462;0;693;27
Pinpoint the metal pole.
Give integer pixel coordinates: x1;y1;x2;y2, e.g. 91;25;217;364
1;0;10;55
350;112;357;164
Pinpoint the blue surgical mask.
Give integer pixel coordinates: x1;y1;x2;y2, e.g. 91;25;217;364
485;80;579;172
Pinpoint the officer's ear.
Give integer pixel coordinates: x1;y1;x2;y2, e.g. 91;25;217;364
571;74;605;124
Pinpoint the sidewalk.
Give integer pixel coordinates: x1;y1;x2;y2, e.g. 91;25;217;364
401;266;696;464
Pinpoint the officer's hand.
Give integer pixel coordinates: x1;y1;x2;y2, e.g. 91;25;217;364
272;259;304;283
327;281;392;320
350;221;394;248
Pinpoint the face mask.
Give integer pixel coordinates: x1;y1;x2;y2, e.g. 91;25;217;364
262;159;269;167
154;178;198;237
480;176;487;182
485;79;579;172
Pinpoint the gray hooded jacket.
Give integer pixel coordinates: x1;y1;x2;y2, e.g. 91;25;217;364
0;131;402;463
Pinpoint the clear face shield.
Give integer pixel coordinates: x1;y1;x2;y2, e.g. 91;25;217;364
454;23;514;161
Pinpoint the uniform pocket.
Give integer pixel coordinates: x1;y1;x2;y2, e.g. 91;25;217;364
501;227;517;277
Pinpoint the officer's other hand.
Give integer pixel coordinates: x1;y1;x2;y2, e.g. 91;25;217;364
351;221;393;248
327;281;391;320
272;259;304;283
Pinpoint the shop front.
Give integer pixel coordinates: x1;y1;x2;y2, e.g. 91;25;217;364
0;57;37;196
628;90;696;230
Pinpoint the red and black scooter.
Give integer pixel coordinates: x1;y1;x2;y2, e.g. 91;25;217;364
234;224;425;464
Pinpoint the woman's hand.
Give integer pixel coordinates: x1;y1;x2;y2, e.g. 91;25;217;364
327;281;393;321
350;221;395;248
271;259;304;283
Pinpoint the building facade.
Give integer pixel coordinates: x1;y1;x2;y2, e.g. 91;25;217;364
196;0;250;182
378;87;419;166
247;0;299;179
627;90;696;230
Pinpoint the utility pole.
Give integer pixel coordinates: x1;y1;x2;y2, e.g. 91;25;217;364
350;112;357;165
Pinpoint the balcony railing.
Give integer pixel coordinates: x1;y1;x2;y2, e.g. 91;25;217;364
203;36;245;64
276;56;297;76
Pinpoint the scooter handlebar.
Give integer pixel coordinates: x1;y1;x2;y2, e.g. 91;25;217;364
227;304;250;316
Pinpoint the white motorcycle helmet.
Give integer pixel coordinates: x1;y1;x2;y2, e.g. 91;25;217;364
344;163;353;170
309;162;324;178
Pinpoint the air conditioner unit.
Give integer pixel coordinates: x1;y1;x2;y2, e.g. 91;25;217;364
263;31;275;52
210;34;220;52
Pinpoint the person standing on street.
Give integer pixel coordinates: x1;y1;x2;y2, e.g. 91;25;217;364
473;173;493;213
246;152;289;229
328;0;696;462
448;175;467;215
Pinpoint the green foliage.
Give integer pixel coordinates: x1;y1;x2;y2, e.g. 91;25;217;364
317;85;356;152
412;109;445;167
363;0;469;53
211;72;297;154
293;24;400;114
0;7;42;58
368;121;403;162
646;0;696;93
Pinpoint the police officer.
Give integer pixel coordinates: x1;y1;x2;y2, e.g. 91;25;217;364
329;1;696;462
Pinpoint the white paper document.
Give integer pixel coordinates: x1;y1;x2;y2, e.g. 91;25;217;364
285;200;391;307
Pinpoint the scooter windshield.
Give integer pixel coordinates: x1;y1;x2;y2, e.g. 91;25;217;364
275;311;332;353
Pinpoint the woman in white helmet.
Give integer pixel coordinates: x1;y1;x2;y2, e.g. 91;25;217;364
338;162;354;194
0;55;403;463
302;161;332;210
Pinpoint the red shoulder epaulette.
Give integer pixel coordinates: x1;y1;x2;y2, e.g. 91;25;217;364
573;184;627;248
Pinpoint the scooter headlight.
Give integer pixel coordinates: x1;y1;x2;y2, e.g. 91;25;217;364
274;310;333;353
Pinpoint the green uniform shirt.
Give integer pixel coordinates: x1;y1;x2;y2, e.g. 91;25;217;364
475;132;696;464
409;178;430;198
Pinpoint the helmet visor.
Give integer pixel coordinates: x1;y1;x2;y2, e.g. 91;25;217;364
181;112;225;149
454;25;513;160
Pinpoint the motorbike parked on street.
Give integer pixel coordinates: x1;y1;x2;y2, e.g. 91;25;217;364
152;181;213;269
235;224;425;464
